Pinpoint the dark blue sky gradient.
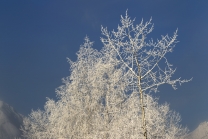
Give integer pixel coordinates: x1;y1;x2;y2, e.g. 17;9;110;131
0;0;208;131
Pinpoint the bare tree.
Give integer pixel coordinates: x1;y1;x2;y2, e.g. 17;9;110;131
21;12;189;139
101;11;190;139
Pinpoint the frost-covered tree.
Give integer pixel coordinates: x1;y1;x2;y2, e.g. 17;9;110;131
21;12;189;139
100;11;190;139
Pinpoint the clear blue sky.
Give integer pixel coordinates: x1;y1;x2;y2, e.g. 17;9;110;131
0;0;208;131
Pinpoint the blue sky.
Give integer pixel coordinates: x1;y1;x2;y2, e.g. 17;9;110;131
0;0;208;131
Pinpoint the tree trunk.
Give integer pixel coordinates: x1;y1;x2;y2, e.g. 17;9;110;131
138;76;147;139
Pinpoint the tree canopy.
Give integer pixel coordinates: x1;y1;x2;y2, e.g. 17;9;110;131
22;12;189;139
